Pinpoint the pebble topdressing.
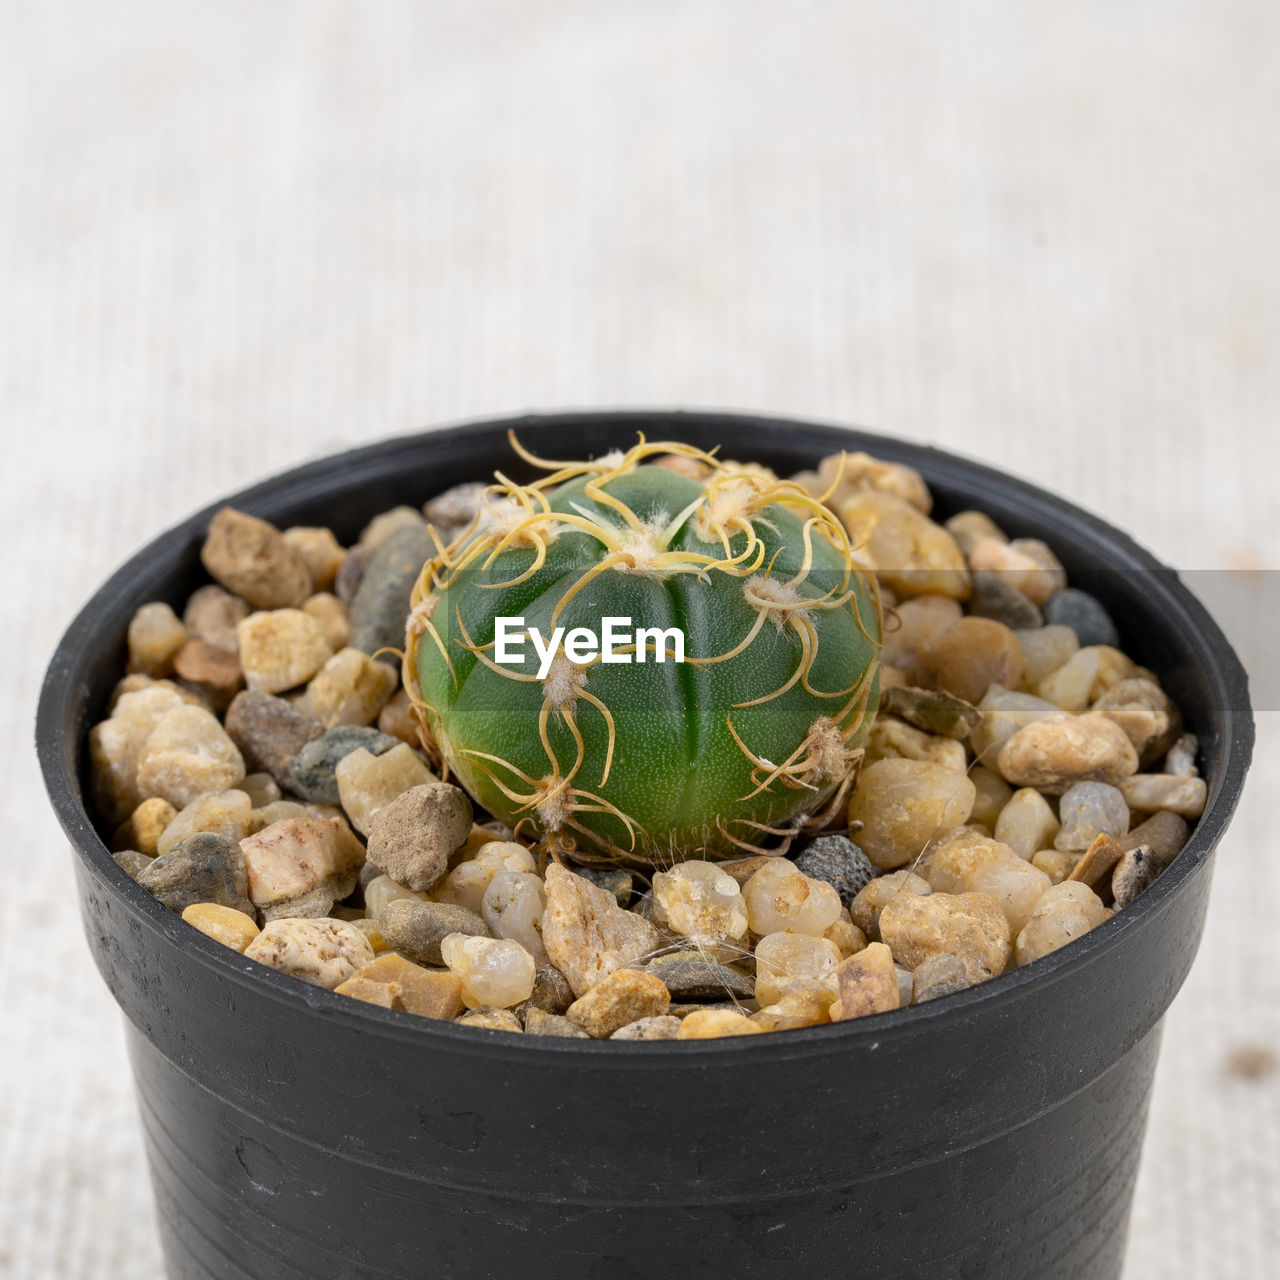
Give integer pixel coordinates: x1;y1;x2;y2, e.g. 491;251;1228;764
91;449;1202;1039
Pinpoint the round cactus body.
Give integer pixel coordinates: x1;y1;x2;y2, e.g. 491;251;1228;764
405;438;881;867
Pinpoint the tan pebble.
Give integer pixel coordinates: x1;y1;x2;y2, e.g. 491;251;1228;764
1118;774;1207;819
742;860;843;937
993;788;1060;859
332;976;403;1009
127;603;187;677
523;1008;590;1038
823;915;868;958
714;855;776;886
911;952;971;1003
749;990;830;1032
348;916;390;953
240;772;280;807
838;491;970;600
157;788;252;855
304;647;396;727
441;934;537;1009
811;451;933;513
243;917;374;988
652;860;749;948
996;713;1139;793
677;1008;764;1040
968;766;1014;829
566;969;671;1038
346;952;463;1018
181;902;261;953
1031;849;1080;884
1111;845;1164;908
246;799;312;833
457;1007;523;1032
864;716;967;773
849;871;932;939
879;665;908;691
1120;810;1191;859
831;941;899;1020
172;640;244;709
1014;625;1079;685
1087;646;1140;701
364;873;426;918
377;687;420;745
925;830;1053;933
237;609;334;695
847;758;976;869
201;507;311;610
90;684;193;822
1037;648;1101;713
968;538;1066;606
302;593;350;651
542;864;663;998
183;585;251;652
968;685;1064;765
240;815;365;909
366;781;471;891
880;595;964;683
135;704;246;808
878;890;1012;984
1015;881;1111;965
945;510;1007;556
611;1015;684;1040
282;527;346;593
438;843;535;914
920;617;1024;706
359;505;426;548
754;932;842;1006
335;743;436;836
111;797;178;856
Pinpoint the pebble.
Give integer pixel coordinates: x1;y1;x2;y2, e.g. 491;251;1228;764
749;990;830;1032
180;902;261;953
996;713;1139;793
742;859;844;936
378;898;489;967
363;873;423;918
1031;849;1079;884
566;969;671;1038
877;685;981;740
1042;588;1120;649
376;688;421;746
754;932;842;1006
90;685;196;820
823;914;868;958
457;1008;523;1033
1036;648;1102;714
1067;832;1126;893
968;538;1067;606
224;690;323;784
878;890;1013;984
924;831;1053;933
571;866;633;907
482;871;549;963
525;963;576;1015
303;647;398;728
183;585;251;652
332;976;403;1009
110;796;178;857
201;507;312;610
1111;846;1165;908
677;1008;763;1039
237;609;334;695
362;781;471;893
847;758;976;869
838;491;970;600
881;595;964;682
525;1008;591;1038
1087;646;1143;702
243;917;374;989
830;942;900;1020
127;603;188;677
1014;625;1079;685
1120;810;1191;859
261;885;345;922
848;870;932;939
334;541;375;606
1164;733;1199;777
542;864;663;998
113;849;154;878
643;957;755;1001
967;766;1014;829
302;593;351;652
335;743;437;836
993;787;1060;858
287;725;402;804
945;510;1007;557
172;639;244;709
1090;678;1181;769
1015;881;1111;966
441;933;537;1009
865;716;967;774
130;703;246;809
437;842;537;913
348;524;437;660
969;571;1043;630
611;1015;683;1040
1118;774;1208;819
812;450;934;513
240;772;280;807
359;505;427;548
968;685;1063;764
911;952;970;1003
423;482;491;542
791;835;877;909
344;953;463;1019
919;617;1024;706
282;527;346;592
240;814;365;910
652;860;749;948
1054;782;1130;851
156;788;252;855
136;832;255;916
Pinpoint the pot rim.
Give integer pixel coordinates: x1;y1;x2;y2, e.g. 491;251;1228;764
36;407;1256;1059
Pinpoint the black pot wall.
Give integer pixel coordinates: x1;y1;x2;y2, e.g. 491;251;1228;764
38;412;1254;1280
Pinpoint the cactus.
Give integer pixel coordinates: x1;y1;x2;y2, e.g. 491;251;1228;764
404;436;882;868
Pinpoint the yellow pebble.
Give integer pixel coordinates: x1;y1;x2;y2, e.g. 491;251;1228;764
676;1008;762;1040
181;902;261;953
111;796;178;856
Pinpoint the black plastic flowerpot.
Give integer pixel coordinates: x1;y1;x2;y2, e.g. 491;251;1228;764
37;411;1253;1280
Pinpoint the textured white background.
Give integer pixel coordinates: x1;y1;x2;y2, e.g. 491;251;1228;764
3;2;1277;1277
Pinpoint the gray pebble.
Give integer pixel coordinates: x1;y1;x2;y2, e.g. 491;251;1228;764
348;525;437;662
287;725;401;804
113;849;154;880
969;570;1043;630
524;1007;590;1038
911;952;971;1003
1111;845;1163;908
136;832;255;916
570;866;633;907
225;690;323;784
523;963;575;1015
643;958;754;1001
378;897;488;966
792;835;877;909
334;541;376;607
1043;588;1120;648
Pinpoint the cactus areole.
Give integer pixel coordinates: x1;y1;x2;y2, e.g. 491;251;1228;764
404;436;882;867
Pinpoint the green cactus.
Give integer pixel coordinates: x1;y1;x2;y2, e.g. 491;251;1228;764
404;436;882;868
